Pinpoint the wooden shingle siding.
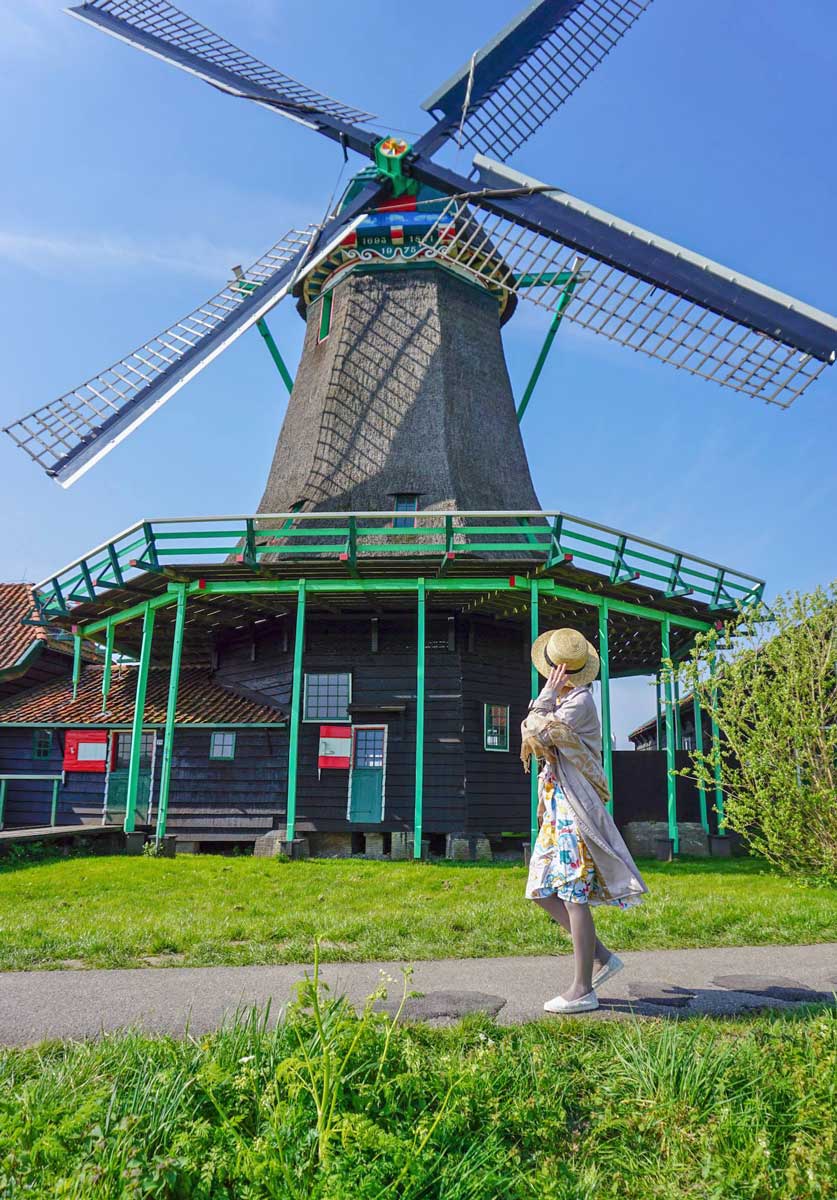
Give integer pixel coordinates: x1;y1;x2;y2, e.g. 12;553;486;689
154;729;288;840
0;727;105;827
461;620;532;835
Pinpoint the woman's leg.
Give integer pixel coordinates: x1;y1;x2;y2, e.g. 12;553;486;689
563;900;598;1000
532;895;612;970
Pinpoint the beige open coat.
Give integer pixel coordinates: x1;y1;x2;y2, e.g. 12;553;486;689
521;684;649;906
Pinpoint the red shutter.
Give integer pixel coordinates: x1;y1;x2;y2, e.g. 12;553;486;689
318;725;352;769
63;729;109;773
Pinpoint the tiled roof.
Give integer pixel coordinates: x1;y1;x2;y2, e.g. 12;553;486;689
0;584;50;670
0;665;286;726
0;582;99;674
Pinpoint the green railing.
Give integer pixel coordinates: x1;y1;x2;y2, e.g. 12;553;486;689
0;774;63;830
32;511;764;620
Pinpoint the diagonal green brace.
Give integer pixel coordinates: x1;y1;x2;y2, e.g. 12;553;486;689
516;282;575;423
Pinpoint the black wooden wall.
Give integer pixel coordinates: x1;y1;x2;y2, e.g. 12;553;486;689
214;610;535;836
0;727;105;827
161;728;288;841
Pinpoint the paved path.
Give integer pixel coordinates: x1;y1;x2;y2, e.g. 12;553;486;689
1;943;835;1046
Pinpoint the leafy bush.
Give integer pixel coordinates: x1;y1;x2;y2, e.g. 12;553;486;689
678;582;837;883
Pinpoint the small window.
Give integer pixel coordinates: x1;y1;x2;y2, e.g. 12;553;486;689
682;734;695;751
32;729;53;760
317;290;333;342
304;672;351;721
210;731;237;760
393;494;418;529
114;732;155;769
484;703;509;752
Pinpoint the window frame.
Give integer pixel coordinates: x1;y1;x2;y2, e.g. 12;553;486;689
31;729;53;760
113;731;155;770
303;672;352;723
209;731;237;761
392;493;419;529
483;702;510;752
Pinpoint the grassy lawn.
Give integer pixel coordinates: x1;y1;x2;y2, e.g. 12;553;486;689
0;989;834;1199
0;853;834;971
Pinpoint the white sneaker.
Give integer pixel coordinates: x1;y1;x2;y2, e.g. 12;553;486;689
543;990;599;1014
591;953;624;990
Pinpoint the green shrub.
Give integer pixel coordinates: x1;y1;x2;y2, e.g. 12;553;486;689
678;582;837;883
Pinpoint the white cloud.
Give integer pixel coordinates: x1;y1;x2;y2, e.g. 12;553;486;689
0;228;259;283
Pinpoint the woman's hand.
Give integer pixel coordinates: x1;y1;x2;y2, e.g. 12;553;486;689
545;663;568;694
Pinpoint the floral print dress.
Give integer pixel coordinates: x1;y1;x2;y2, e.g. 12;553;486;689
525;761;638;908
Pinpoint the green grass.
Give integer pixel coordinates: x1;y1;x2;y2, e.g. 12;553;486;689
0;971;834;1199
0;853;834;971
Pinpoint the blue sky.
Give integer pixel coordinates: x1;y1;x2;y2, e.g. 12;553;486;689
1;0;835;743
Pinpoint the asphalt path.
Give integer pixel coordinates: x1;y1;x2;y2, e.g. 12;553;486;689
1;943;835;1046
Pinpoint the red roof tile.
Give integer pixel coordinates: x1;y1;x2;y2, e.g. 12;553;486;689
0;584;49;671
0;665;285;726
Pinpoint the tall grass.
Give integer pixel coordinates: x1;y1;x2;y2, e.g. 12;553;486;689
1;957;834;1198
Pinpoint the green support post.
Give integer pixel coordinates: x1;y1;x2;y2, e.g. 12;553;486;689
673;674;682;749
124;604;156;834
529;578;540;848
286;579;307;843
516;283;575;423
155;585;187;843
660;618;679;854
414;577;426;859
692;691;709;833
0;779;6;831
598;602;614;814
50;779;60;826
655;674;662;750
71;633;82;701
709;636;725;834
102;619;114;714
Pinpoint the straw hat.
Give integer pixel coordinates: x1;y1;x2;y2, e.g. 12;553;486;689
531;627;600;687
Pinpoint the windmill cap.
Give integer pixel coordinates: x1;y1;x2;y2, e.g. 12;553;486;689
531;627;600;687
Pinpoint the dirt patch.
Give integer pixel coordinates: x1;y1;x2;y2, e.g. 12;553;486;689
141;953;187;967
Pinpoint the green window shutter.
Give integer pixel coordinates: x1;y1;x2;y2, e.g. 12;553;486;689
318;291;333;342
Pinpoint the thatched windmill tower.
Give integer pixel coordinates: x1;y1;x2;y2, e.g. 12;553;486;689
257;181;539;518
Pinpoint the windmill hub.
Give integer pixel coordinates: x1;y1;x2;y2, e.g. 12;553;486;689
295;168;516;325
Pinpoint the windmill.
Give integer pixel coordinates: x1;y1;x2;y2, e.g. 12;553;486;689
2;0;832;858
3;0;836;496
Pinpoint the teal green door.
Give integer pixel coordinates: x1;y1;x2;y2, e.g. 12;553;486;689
105;732;154;825
349;727;385;823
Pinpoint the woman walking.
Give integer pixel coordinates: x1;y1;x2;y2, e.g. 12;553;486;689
521;627;649;1014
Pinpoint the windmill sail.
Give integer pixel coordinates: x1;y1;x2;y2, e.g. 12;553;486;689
3;220;363;487
417;156;837;408
420;0;652;161
69;0;376;127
